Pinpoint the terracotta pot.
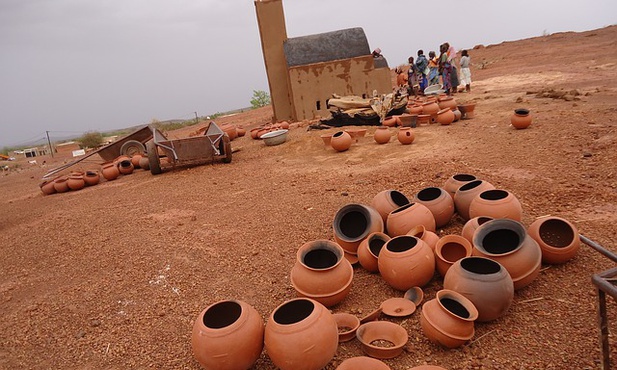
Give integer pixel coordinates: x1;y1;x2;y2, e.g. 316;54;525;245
356;321;408;359
345;128;367;142
40;179;57;195
383;116;398;127
511;108;532;129
331;131;353;152
417;114;431;125
320;133;332;146
222;124;238;140
131;154;142;168
290;240;353;307
453;180;496;221
409;105;424;115
357;232;390;273
83;171;100;186
113;155;130;165
458;103;476;119
53;176;70;193
374;126;391;144
67;176;85;191
527;216;580;264
422;101;440;118
138;156;150;170
438;96;457;110
461;216;494;244
191;300;264;370
413;187;454;228
420;289;478;348
378;235;435;290
397;127;415;145
250;128;261;140
279;121;290;129
336;356;391;370
406;225;440;251
236;127;246;137
472;218;542;290
444;256;514;322
469;189;523;221
333;313;360;343
436;108;455;125
101;162;120;181
435;235;473;277
333;204;384;255
371;189;410;223
118;159;134;175
443;173;477;200
264;298;338;370
386;202;436;236
397;113;416;127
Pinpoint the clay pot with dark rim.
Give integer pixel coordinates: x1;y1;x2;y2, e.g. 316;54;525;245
118;159;134;175
413;187;454;228
83;170;100;186
191;300;264;370
336;356;391;370
397;127;415;145
378;235;435;290
469;189;523;221
53;176;70;193
443;173;477;200
101;162;120;181
264;298;338;370
374;126;391;144
67;173;85;191
371;189;410;223
356;321;408;359
382;116;398;127
357;232;390;273
453;180;495;221
527;216;580;264
386;202;436;236
333;203;384;255
444;256;514;322
420;289;478;348
436;108;455;125
331;131;353;152
511;108;532;129
407;225;440;251
289;239;353;307
435;235;473;277
461;216;494;244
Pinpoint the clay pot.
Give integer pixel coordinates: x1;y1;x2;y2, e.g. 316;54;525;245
290;240;353;307
438;96;457;110
406;225;440;251
527;216;580;264
422;101;440;119
118;159;134;175
83;171;100;186
378;235;435;290
386;202;436;236
250;128;261;140
413;187;454;228
443;173;477;200
333;313;360;343
420;289;478;348
453;180;496;221
331;131;353;152
345;128;367;142
357;232;390;273
236;127;247;137
101;162;120;181
397;127;415;145
67;174;85;190
472;218;542;290
264;298;338;370
461;216;494;244
417;114;431;125
397;113;416;127
409;105;424;115
191;300;264;370
131;154;142;168
333;203;384;255
279;121;290;129
356;321;408;359
113;155;130;165
336;356;391;370
436;108;455;125
320;133;332;146
511;108;532;129
40;179;57;195
53;176;70;193
444;256;514;322
371;189;410;223
138;156;150;170
383;116;398;127
458;103;476;119
374;126;391;144
469;189;523;221
435;235;473;277
222;124;238;140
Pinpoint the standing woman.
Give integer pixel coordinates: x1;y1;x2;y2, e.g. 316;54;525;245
446;43;459;94
438;44;452;94
428;51;440;86
459;50;472;92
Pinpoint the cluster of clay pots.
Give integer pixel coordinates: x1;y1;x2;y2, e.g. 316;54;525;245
100;154;150;182
406;95;472;125
249;121;290;140
219;123;247;141
39;170;101;195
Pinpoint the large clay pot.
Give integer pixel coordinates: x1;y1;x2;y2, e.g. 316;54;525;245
336;356;391;370
453;180;495;221
331;131;353;152
118;159;134;175
53;176;70;193
420;289;478;348
265;298;338;370
461;216;494;244
469;189;523;221
290;240;353;307
67;173;86;191
139;156;150;171
371;189;410;223
511;108;532;129
527;216;580;264
236;126;247;137
191;300;264;370
409;105;423;115
333;204;384;255
131;154;142;169
83;170;100;186
438;96;457;110
413;187;454;228
422;101;440;121
443;173;477;200
40;179;57;195
435;235;473;277
407;225;440;251
472;219;542;290
386;202;436;236
374;126;391;144
444;256;514;322
397;127;415;145
101;162;120;181
382;116;398;127
378;235;435;290
357;232;390;273
436;108;455;125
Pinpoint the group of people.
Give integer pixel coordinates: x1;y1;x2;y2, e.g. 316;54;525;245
396;43;472;96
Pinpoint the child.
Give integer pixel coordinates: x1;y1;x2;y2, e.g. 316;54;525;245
428;51;439;86
459;50;472;92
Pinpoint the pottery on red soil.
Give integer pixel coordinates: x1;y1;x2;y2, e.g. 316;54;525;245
511;108;532;129
438;96;457;110
461;216;494;244
383;116;398;127
67;173;86;191
453;180;496;221
333;203;384;255
331;131;353;152
420;289;478;348
356;321;408;359
336;356;391;370
101;162;120;181
40;179;57;195
527;216;580;264
435;234;473;277
443;173;477;200
53;176;70;193
407;225;440;251
118;159;134;175
413;187;454;228
374;126;391;144
371;189;410;223
386;202;436;236
468;189;523;221
436;108;455;125
378;235;435;290
397;127;415;145
83;170;100;186
357;232;390;273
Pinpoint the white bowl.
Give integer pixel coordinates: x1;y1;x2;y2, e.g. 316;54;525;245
261;129;288;146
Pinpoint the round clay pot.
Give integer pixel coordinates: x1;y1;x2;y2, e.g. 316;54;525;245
371;189;410;223
438;96;457;110
265;298;338;370
279;121;290;129
374;126;391;144
472;218;542;290
336;356;391;370
511;108;532;129
113;155;130;165
436;108;455;125
131;154;142;169
444;256;514;322
422;101;440;119
527;216;580;264
378;235;435;290
435;235;473;277
382;116;398;127
458;103;477;119
331;131;353;152
101;162;120;181
40;179;57;195
443;173;477;200
409;105;424;115
397;127;415;145
250;128;261;140
420;289;478;348
222;124;238;140
453;180;496;221
118;159;134;175
356;321;408;359
417;114;431;125
413;187;455;228
191;300;264;370
461;216;494;244
357;232;390;273
386;202;436;236
53;176;70;193
138;156;150;170
333;203;384;255
333;312;360;343
469;189;523;221
236;126;247;137
407;225;440;251
83;171;100;186
290;240;353;307
67;174;85;191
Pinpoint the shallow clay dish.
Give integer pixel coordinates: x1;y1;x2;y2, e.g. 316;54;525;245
356;321;408;359
381;297;416;317
336;356;391;369
404;286;424;306
333;312;361;342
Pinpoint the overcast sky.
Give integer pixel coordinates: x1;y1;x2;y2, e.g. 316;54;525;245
1;0;615;148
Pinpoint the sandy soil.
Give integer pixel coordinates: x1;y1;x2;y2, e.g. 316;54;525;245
1;26;617;369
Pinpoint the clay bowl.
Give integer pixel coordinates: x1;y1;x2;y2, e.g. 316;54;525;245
404;286;424;306
320;133;333;146
356;321;408;359
345;128;367;142
336;356;391;370
381;297;416;317
333;312;361;342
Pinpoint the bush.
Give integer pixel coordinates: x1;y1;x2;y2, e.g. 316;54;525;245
250;90;271;109
78;131;104;149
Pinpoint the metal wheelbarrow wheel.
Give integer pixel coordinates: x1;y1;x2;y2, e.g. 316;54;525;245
147;141;162;175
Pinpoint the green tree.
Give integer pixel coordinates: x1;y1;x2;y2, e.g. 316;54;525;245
78;131;104;149
250;90;271;109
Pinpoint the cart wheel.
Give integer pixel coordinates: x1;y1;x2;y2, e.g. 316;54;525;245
120;140;146;157
146;141;162;175
221;135;232;163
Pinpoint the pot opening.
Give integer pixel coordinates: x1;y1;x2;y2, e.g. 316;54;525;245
303;248;339;269
461;257;501;275
391;202;415;214
368;237;387;257
539;219;575;247
440;242;468;262
479;189;509;201
85;171;97;176
482;229;520;254
477;217;493;225
333;131;345;138
120;160;132;168
514;108;530;115
390;191;410;207
338;209;369;239
417;187;442;202
453;174;476;182
273;299;314;325
440;297;470;319
459;180;483;192
386;236;418;253
203;301;242;329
